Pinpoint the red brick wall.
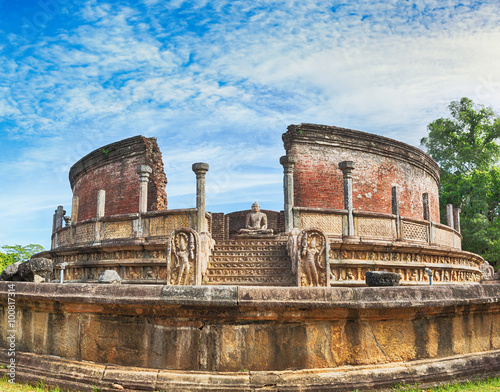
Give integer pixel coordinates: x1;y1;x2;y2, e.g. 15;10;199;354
283;124;441;222
69;136;167;222
211;213;226;242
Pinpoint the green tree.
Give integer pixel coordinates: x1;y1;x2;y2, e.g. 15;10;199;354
421;98;500;265
0;244;45;272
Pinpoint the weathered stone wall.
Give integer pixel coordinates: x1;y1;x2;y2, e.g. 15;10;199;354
1;283;499;384
69;136;167;222
283;124;441;223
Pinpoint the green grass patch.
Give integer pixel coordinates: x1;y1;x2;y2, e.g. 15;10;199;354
1;373;500;391
390;376;500;391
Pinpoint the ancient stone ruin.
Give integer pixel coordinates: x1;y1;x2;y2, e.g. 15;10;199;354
0;124;498;391
40;124;481;287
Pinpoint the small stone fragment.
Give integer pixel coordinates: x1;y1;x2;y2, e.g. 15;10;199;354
112;384;124;390
365;271;401;287
98;270;122;284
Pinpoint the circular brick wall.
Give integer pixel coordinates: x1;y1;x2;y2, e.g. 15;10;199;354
69;135;167;222
283;123;441;223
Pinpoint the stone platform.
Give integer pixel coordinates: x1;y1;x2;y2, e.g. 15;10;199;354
1;282;500;391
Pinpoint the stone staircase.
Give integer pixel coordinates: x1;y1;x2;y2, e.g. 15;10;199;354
205;239;294;286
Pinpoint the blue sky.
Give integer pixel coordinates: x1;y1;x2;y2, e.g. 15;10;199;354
1;0;499;250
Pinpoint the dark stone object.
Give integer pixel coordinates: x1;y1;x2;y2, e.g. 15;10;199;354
365;270;401;287
0;261;23;281
17;258;53;282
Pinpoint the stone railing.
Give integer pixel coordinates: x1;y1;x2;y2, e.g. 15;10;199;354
293;207;462;250
52;209;202;249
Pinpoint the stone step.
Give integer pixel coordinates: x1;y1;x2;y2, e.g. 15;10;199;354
207;269;291;277
214;246;287;252
212;251;288;258
211;255;287;261
214;242;287;249
208;261;290;267
204;275;294;286
206;239;292;286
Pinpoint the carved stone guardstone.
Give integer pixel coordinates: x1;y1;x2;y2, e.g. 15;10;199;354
167;228;201;285
480;261;496;281
295;228;329;287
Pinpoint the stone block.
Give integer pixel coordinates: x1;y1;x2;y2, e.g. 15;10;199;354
98;270;122;284
365;271;401;286
17;258;53;282
0;261;22;281
161;285;238;306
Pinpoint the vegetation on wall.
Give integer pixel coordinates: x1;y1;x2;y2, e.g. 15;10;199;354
421;97;500;265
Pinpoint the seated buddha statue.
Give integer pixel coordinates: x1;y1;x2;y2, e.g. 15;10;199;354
239;202;274;235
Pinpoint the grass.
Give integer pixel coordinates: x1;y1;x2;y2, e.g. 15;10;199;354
1;374;500;391
0;376;69;392
389;377;500;391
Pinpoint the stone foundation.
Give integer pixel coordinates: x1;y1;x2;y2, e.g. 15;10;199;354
1;283;500;391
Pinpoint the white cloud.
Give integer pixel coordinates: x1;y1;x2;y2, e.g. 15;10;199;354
1;0;500;245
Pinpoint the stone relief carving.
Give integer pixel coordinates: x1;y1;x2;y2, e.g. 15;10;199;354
480;261;496;281
167;228;200;285
297;228;328;287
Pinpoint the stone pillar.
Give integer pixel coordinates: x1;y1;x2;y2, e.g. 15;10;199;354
137;165;152;214
71;196;79;224
52;205;66;233
454;207;461;233
338;161;355;236
96;190;106;219
94;190;106;243
446;204;454;228
280;155;297;232
192;163;209;233
392;186;401;240
422;193;430;221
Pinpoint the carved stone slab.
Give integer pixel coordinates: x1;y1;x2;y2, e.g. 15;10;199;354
167;228;200;285
297;228;329;287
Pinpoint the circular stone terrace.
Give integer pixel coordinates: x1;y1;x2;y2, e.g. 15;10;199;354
2;124;496;392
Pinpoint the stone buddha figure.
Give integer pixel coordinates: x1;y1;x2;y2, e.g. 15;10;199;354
239;202;274;235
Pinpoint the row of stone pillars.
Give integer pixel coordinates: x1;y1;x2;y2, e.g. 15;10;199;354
280;157;357;235
53;157;461;237
53;163;210;235
280;156;462;235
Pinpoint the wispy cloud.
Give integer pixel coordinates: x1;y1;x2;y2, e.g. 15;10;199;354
1;0;500;246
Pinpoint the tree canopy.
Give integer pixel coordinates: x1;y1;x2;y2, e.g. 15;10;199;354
0;244;45;272
421;98;500;265
421;97;500;175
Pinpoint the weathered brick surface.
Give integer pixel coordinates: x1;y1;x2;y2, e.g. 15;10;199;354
211;213;226;242
70;136;167;222
283;124;441;222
